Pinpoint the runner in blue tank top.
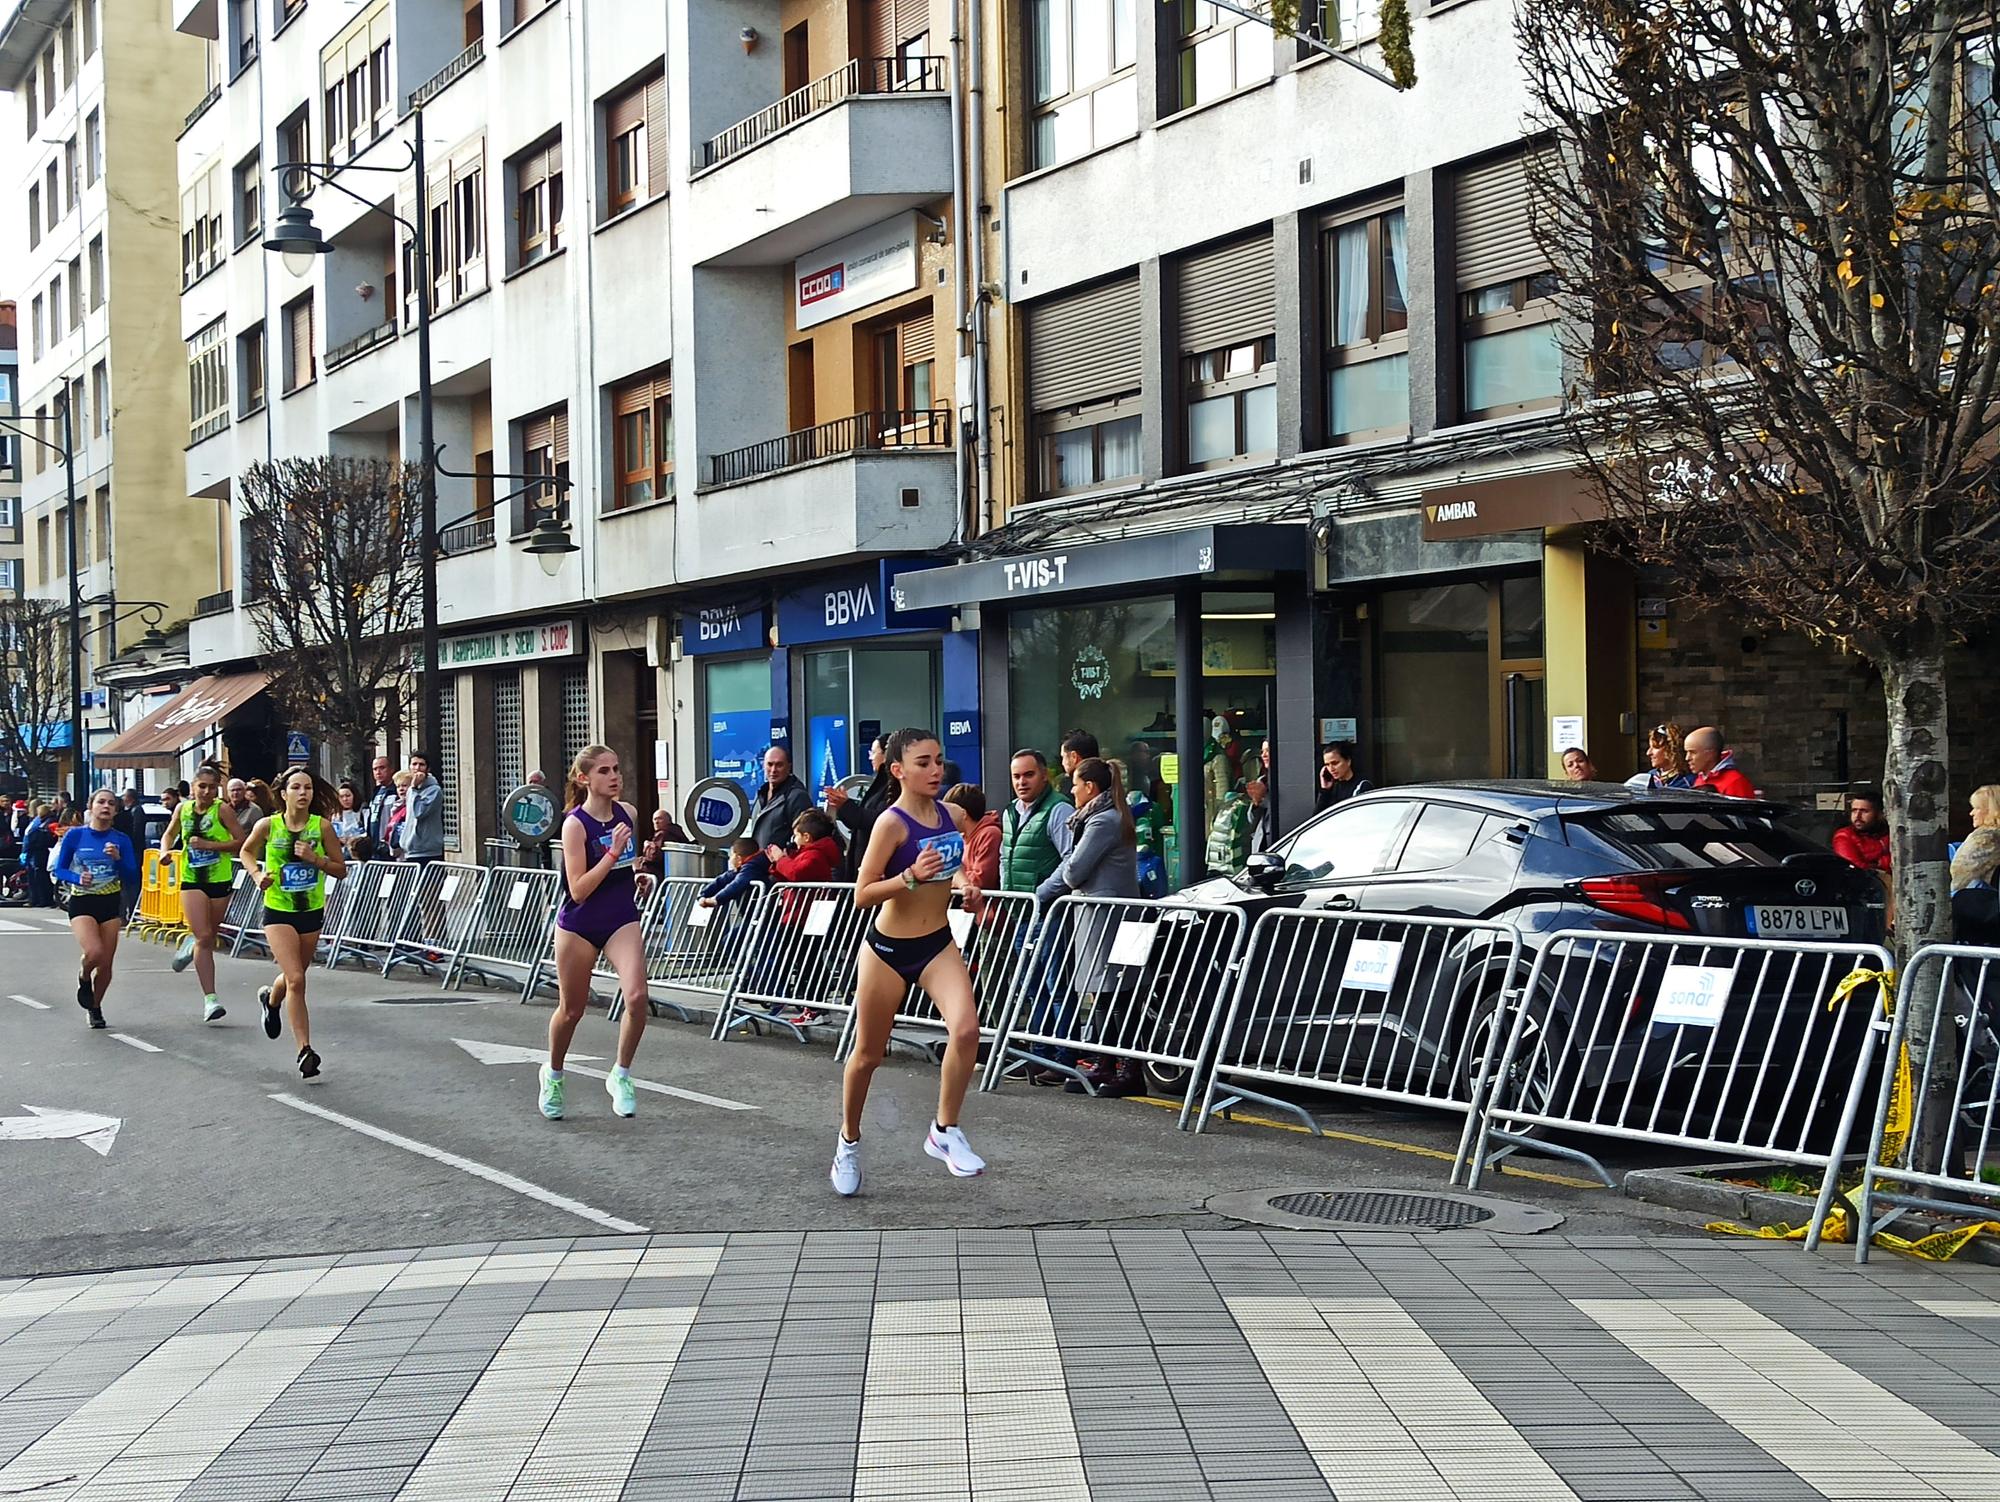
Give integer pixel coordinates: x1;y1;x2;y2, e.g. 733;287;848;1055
831;726;987;1196
52;789;141;1029
539;744;655;1122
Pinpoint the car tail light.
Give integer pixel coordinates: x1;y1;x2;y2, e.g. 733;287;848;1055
1576;872;1693;931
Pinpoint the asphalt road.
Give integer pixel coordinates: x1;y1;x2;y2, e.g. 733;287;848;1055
0;910;1703;1276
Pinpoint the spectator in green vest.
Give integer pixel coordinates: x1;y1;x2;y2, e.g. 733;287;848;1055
1001;749;1072;892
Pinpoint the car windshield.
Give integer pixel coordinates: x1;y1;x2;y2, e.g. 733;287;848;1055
1566;807;1821;870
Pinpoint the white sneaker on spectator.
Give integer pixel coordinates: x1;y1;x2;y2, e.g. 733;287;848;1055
924;1122;986;1178
830;1134;862;1196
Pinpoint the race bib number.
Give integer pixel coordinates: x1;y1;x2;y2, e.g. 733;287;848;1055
917;831;965;882
186;847;220;868
601;830;638;868
280;862;317;894
81;858;116;891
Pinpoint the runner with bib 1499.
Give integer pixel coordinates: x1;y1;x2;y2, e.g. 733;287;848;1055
832;726;986;1197
161;762;247;1023
241;768;347;1079
52;789;140;1031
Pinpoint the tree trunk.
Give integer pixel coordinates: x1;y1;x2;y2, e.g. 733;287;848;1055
1879;637;1956;1172
343;731;375;793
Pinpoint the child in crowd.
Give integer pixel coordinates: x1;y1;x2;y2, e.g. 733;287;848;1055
698;837;769;910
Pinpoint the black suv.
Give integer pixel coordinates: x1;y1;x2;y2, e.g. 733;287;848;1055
1164;782;1890;1117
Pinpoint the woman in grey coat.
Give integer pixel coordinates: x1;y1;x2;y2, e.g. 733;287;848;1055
1036;758;1142;1095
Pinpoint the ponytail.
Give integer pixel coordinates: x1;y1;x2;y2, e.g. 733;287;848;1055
565;744;614;811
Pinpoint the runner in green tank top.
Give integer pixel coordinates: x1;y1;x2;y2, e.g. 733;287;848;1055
241;767;347;1079
160;762;246;1023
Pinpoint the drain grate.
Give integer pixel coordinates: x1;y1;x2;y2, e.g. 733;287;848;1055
1266;1189;1496;1230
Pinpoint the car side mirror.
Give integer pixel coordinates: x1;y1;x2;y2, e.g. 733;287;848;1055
1243;852;1284;890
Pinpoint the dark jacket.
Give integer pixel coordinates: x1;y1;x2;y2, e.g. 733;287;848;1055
701;853;771;908
834;770;896;855
750;773;812;851
1315;775;1373;812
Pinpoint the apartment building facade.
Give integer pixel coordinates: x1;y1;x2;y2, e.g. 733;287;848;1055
1;304;20;606
168;0;969;855
0;0;212;791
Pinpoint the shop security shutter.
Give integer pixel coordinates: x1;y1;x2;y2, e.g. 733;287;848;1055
1176;231;1275;354
1455;149;1548;290
1025;273;1142;411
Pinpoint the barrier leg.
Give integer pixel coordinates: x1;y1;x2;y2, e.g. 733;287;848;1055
1196;1082;1322;1136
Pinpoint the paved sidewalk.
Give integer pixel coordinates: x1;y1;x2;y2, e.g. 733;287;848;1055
3;1230;1999;1501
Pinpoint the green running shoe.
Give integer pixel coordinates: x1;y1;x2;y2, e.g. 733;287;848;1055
605;1069;637;1119
171;935;197;973
538;1064;564;1120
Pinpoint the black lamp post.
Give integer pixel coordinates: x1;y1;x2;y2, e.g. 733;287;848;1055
432;445;581;579
0;393;85;804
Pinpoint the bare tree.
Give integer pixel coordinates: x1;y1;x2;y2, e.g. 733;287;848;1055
238;458;425;784
1520;0;2000;1159
0;599;70;796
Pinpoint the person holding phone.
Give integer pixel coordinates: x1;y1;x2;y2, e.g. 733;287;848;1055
831;727;984;1196
1315;740;1372;810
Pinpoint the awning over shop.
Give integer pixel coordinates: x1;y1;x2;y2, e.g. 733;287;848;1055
891;523;1304;611
95;672;268;768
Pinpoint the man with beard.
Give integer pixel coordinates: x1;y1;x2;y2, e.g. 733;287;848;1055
1833;788;1892;872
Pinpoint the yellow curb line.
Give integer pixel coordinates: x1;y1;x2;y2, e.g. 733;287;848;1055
1124;1095;1604;1191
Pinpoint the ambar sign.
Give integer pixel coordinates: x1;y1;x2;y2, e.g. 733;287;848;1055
1420;470;1603;541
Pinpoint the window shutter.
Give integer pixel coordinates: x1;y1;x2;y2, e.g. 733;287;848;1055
1455;149;1547;291
552;408;569;464
614;377;653;416
896;0;928;44
864;0;894;59
644;74;667;200
289;299;313;380
1175;230;1275;354
608;83;646;136
522;412;553;452
1025;273;1142;410
901;309;935;365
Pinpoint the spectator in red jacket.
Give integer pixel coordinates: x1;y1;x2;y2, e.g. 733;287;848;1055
769;808;844;885
1687;727;1757;798
1833;789;1892;871
945;783;1001;891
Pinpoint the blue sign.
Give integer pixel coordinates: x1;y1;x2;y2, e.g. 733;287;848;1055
286;731;312;763
682;603;767;657
776;561;953;646
942;710;979;784
809;715;851;791
708;709;771;797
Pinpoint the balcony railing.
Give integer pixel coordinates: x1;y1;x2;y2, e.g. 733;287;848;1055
707;407;952;488
408;38;484;113
324;320;397;372
193;589;233;619
438;515;495;557
694;55;947;173
181;83;221;136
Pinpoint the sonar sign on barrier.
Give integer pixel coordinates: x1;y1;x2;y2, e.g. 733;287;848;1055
683;777;752;849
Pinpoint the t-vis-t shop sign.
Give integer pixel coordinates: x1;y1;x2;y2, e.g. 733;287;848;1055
793;215;919;330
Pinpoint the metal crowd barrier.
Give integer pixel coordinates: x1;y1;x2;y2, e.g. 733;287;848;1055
711;882;873;1044
448;866;564;1000
835;889;1042;1062
1850;943;2000;1261
1193;911;1522;1152
323;861;412;969
220;869;265;956
981;895;1249;1128
1460;929;1895;1193
643;876;769;1011
381;861;489;979
533;879;671;1016
312;873;351;962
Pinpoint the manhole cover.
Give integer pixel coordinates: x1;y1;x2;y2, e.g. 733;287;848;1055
1207;1185;1563;1235
1266;1190;1494;1229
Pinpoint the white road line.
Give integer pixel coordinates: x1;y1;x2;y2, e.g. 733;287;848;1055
268;1092;648;1234
0;919;40;933
110;1032;162;1053
1577;1297;2000;1501
0;1325;337;1496
42;914;72;926
9;992;50;1009
393;1310;608;1499
551;1060;755;1112
503;1308;697;1501
1230;1294;1582;1501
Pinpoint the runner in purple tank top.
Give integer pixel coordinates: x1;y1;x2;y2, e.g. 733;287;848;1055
830;727;987;1196
538;744;654;1122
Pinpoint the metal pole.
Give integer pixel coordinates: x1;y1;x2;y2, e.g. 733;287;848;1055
412;110;441;761
59;390;82;804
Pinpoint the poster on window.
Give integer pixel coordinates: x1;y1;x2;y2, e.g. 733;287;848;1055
809;715;851;792
709;710;772;798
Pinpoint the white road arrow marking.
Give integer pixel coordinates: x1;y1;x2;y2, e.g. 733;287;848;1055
0;919;39;934
451;1037;756;1112
0;1105;122;1157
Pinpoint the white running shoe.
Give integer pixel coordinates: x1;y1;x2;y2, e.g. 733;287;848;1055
171;935;197;973
830;1134;862;1196
202;995;225;1023
924;1122;986;1178
605;1069;637;1118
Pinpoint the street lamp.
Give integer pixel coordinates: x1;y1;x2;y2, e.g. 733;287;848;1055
0;395;86;805
433;445;581;579
265;115;443;762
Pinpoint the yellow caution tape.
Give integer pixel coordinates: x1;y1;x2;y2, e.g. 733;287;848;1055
1707;967;1998;1260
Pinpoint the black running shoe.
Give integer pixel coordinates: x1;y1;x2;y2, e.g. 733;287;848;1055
297;1046;321;1079
86;1006;105;1029
259;985;281;1040
76;973;92;1010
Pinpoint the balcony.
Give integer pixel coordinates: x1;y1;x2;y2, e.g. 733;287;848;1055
324;321;398;373
438;515;494;557
181;84;221;137
408;38;483;112
688;410;954;580
686;57;953;267
706;408;951;488
193;589;233;619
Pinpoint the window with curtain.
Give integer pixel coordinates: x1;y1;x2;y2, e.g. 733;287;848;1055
1039;397;1142;495
1324;205;1409;443
1184;336;1277;466
1030;0;1138;168
1176;0;1271;111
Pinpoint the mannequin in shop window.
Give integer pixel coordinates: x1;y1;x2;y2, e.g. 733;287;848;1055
1203;716;1242;817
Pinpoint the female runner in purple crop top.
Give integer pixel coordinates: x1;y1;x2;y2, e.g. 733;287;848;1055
831;727;985;1196
538;744;654;1123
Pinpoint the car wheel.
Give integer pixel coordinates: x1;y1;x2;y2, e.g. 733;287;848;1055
1142;1058;1190;1099
1457;991;1569;1119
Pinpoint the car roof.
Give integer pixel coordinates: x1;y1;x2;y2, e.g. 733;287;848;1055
1346;780;1790;819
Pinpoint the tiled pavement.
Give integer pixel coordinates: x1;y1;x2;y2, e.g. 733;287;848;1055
3;1230;2000;1501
